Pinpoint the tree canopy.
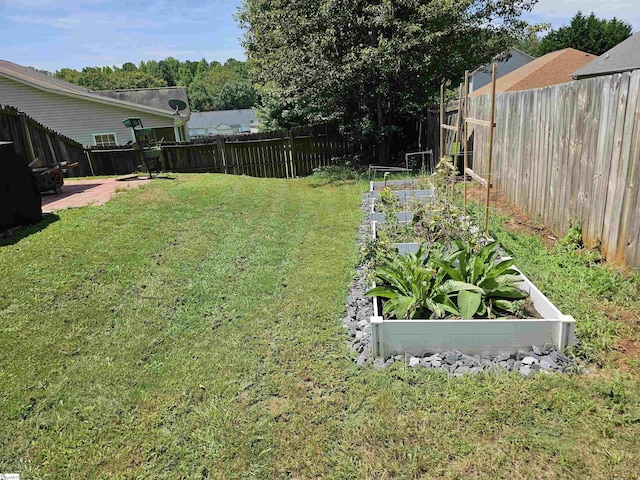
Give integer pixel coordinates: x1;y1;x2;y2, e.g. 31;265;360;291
54;58;259;112
238;0;537;163
532;12;632;57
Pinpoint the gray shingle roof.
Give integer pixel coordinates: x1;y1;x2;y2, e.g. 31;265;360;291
0;59;176;117
188;109;258;129
571;32;640;79
94;87;190;117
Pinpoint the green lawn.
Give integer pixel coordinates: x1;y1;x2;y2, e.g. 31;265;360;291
1;174;639;479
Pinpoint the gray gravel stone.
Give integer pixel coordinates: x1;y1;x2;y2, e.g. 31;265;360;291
373;358;386;369
540;355;556;366
409;357;421;367
520;366;532;376
495;352;511;362
522;356;538;365
444;351;461;364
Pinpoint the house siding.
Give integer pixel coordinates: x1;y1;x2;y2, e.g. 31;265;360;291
470;50;534;92
0;76;175;146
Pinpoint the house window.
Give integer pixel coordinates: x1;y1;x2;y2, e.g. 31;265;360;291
93;133;118;147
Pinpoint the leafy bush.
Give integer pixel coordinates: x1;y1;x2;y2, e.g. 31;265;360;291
435;240;527;317
556;220;583;251
365;245;482;319
310;164;362;184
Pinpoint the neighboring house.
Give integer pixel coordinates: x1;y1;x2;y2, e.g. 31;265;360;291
470;48;596;97
188;109;259;138
0;59;190;146
469;49;535;93
571;32;640;79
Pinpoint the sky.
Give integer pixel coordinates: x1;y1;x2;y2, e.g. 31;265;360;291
0;0;638;73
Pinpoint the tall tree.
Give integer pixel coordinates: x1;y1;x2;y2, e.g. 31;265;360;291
54;57;259;111
537;12;632;56
238;0;537;163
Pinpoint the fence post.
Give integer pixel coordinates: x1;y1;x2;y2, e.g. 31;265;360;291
19;114;36;163
85;149;95;176
159;147;168;172
287;129;296;178
217;137;229;174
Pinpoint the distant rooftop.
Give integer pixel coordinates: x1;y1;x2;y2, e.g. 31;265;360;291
469;48;535;75
95;87;190;118
571;32;640;79
0;59;179;118
470;48;596;97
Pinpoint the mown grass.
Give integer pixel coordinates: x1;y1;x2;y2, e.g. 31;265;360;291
1;174;639;479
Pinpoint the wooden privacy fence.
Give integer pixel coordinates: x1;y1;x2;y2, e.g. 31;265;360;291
0;107;349;179
458;70;640;268
0;106;89;175
86;121;350;178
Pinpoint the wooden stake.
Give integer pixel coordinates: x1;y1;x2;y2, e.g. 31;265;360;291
452;83;464;202
483;63;497;236
463;70;469;223
439;83;445;161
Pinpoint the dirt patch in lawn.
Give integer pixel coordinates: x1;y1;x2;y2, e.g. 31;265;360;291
465;184;558;249
604;304;640;374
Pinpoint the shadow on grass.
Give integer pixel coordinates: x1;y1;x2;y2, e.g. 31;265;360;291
0;213;60;247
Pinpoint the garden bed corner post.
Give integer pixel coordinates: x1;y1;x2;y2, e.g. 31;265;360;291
370;316;384;358
558;315;577;350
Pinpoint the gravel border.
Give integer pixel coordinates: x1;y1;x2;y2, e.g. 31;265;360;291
343;192;585;376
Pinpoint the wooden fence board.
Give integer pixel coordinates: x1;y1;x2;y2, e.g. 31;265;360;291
445;70;640;267
605;71;639;261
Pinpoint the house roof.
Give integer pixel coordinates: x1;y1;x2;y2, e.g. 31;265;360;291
0;59;178;118
571;32;640;79
470;48;596;97
95;87;191;119
469;48;535;76
188;109;258;130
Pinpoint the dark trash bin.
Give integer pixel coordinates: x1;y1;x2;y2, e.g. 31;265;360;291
0;141;42;230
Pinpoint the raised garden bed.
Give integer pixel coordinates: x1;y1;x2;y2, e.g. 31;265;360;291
369;266;576;357
363;180;576;361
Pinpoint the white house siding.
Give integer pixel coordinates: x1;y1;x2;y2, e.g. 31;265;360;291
470;50;534;92
0;76;174;146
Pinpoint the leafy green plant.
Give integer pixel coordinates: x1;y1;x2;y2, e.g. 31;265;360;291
435;240;528;318
310;164;362;184
556;220;583;251
365;246;482;319
411;197;478;248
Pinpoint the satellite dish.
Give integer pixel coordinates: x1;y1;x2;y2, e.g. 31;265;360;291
168;99;187;114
